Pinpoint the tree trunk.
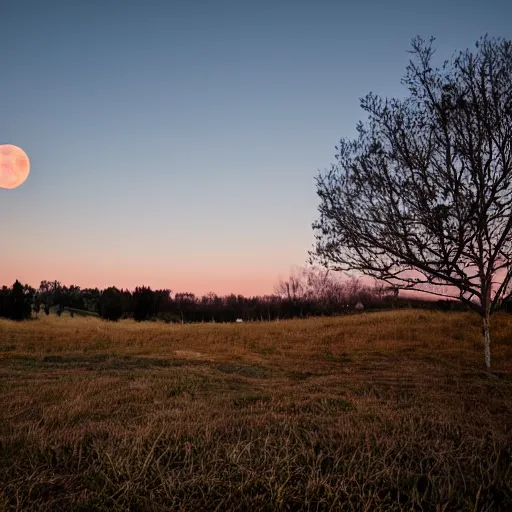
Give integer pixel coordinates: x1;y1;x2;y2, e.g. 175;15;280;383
482;313;491;371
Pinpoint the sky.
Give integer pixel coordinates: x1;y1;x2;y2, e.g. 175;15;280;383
1;0;511;296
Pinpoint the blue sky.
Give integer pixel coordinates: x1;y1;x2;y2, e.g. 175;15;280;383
1;0;511;295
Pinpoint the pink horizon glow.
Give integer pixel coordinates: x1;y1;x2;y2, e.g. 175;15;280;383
0;264;453;301
0;265;285;297
4;251;505;301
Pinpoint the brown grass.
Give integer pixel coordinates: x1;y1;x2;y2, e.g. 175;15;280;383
0;310;511;511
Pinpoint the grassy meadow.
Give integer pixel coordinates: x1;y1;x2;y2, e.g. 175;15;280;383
0;310;511;511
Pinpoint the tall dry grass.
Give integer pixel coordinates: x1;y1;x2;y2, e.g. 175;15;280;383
0;310;511;510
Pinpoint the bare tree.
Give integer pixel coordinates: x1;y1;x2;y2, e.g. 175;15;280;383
312;36;512;370
275;266;382;308
274;267;308;300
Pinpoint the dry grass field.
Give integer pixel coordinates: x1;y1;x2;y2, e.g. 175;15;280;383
0;310;511;511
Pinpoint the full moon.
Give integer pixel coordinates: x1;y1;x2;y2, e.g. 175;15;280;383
0;144;30;189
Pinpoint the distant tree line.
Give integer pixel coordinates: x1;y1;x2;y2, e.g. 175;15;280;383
0;268;486;323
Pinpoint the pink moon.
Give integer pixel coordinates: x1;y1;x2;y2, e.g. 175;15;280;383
0;144;31;189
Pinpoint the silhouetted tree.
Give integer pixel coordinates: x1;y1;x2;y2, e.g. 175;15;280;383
174;293;197;323
0;286;13;318
99;287;123;321
82;288;101;314
154;289;172;316
133;286;156;321
37;280;64;313
67;285;84;309
120;289;133;318
313;36;512;370
32;291;43;317
5;280;34;320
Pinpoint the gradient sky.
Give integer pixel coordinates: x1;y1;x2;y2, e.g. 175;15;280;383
1;0;511;296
